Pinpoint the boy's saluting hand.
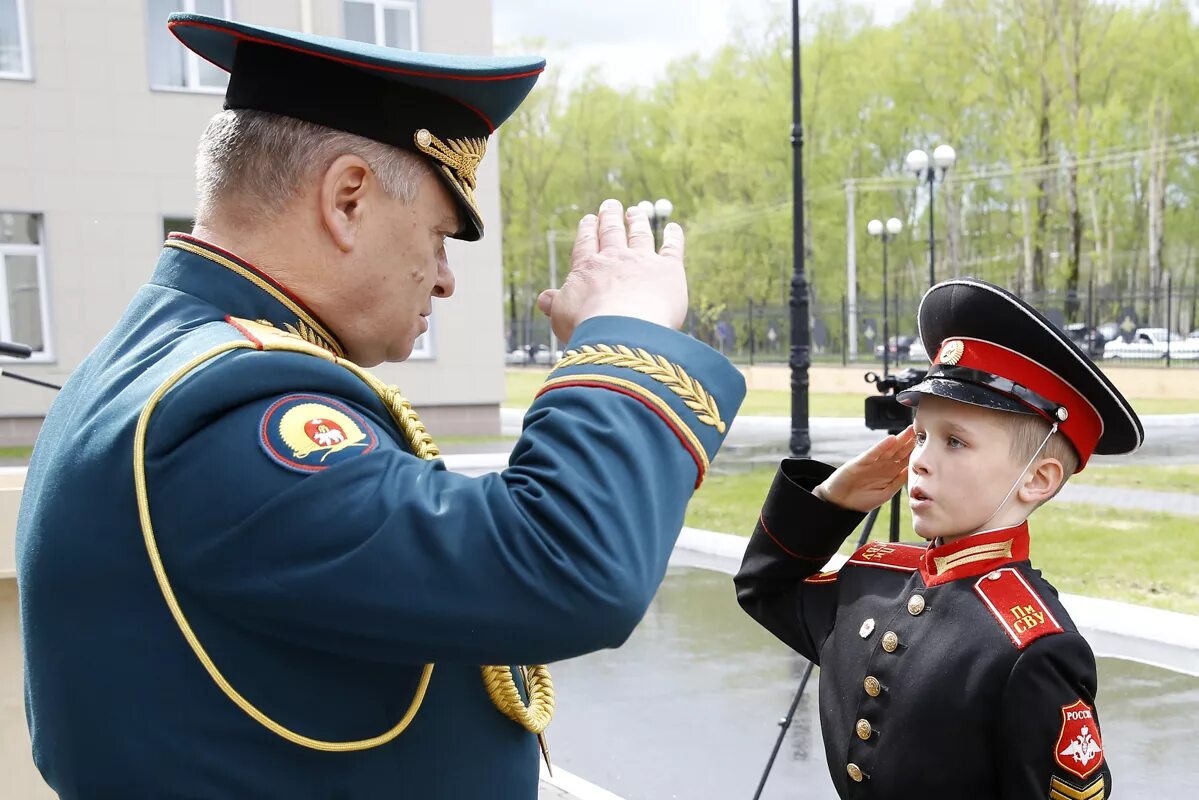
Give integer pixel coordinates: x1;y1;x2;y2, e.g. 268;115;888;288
813;426;915;512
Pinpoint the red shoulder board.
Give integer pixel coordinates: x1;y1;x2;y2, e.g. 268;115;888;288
847;542;925;573
973;567;1064;649
804;569;839;585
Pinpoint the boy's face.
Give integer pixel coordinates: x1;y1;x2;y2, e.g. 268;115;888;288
908;395;1026;543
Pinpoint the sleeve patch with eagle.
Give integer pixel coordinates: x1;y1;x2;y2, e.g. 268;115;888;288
259;394;378;473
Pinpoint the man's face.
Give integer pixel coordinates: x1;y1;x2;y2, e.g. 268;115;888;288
344;169;460;365
907;395;1024;542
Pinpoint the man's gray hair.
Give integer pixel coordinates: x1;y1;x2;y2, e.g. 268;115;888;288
195;109;431;223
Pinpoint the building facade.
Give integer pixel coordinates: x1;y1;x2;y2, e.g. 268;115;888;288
0;0;508;445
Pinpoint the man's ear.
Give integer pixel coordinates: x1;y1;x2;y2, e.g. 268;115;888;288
319;154;372;252
1017;457;1065;506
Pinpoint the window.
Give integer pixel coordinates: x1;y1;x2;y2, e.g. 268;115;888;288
147;0;232;92
410;322;434;360
162;216;194;240
343;0;419;50
0;213;51;358
0;0;31;79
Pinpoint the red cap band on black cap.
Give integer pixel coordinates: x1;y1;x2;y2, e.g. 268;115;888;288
933;337;1104;468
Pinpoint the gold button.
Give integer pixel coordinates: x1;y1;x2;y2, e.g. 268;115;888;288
908;594;926;616
987;570;1002;581
863;676;882;697
859;618;876;638
856;719;873;740
847;763;864;782
415;128;432;147
881;631;899;653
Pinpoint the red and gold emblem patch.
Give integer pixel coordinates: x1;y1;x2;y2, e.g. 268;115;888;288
260;394;377;473
1054;699;1104;781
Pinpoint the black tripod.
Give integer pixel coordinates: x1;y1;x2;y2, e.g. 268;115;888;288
749;465;904;800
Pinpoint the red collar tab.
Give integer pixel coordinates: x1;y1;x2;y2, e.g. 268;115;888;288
847;541;927;573
932;337;1103;469
919;522;1030;587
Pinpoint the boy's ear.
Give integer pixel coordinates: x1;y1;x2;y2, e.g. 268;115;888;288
1017;457;1065;506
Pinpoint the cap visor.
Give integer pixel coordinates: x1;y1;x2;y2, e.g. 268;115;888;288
897;377;1037;416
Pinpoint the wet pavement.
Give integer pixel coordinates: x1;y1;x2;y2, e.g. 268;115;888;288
543;567;1199;799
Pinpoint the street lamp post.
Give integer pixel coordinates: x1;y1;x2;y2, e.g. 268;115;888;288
637;198;674;247
905;144;956;287
868;217;903;376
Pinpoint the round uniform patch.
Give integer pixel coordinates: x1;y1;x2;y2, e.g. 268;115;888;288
260;394;378;473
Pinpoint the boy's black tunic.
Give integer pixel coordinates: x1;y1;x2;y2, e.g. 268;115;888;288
736;459;1112;800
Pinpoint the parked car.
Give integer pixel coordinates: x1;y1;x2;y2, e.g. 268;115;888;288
1103;327;1199;360
1063;323;1106;358
1096;321;1121;344
874;335;915;362
505;345;564;366
907;338;930;364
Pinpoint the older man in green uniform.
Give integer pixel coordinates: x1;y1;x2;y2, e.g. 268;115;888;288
15;14;745;799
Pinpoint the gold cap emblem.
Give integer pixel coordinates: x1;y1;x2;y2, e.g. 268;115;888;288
413;128;487;230
939;339;965;365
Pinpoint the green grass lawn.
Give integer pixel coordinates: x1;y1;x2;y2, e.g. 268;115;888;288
684;466;1199;614
506;369;1199;416
1128;397;1199;415
1073;464;1199;495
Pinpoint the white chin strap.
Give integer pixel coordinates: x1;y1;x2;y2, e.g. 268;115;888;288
979;422;1060;530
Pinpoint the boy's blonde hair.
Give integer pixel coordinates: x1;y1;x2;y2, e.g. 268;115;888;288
1001;412;1080;503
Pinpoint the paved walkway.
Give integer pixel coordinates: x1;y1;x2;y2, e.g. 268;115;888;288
1056;483;1199;516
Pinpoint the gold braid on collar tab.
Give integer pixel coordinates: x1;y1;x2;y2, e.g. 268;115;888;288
414;128;487;221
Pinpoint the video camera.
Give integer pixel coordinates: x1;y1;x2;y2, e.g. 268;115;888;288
863;367;928;432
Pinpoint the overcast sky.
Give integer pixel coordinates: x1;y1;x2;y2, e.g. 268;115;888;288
493;0;915;87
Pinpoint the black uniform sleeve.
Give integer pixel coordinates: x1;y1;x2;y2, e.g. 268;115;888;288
733;458;866;662
997;632;1113;799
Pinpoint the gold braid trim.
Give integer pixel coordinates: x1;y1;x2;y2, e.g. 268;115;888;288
481;664;555;734
553;344;726;433
139;317;552;751
134;339;433;751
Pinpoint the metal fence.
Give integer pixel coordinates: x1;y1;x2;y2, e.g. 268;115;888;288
504;283;1199;368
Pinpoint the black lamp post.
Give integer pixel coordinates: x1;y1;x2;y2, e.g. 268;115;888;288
637;198;674;247
905;144;956;287
867;217;903;376
788;0;810;458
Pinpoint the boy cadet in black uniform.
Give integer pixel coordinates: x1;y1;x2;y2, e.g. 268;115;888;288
736;278;1140;799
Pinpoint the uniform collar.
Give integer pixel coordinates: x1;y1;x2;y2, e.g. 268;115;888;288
919;521;1030;587
155;233;344;357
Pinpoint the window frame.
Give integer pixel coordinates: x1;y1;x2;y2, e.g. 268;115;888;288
0;0;33;81
0;211;53;362
409;317;435;360
343;0;420;50
147;0;234;94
